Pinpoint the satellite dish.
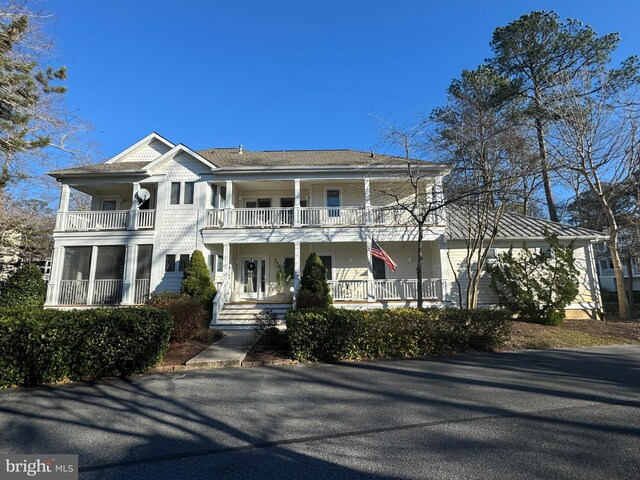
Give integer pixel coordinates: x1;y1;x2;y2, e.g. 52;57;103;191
135;188;151;205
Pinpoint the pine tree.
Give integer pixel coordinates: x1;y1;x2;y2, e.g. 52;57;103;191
0;10;67;191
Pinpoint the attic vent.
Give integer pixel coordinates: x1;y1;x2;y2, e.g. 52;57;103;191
239;144;243;155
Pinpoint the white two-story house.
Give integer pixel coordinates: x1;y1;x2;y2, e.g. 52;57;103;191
46;133;606;326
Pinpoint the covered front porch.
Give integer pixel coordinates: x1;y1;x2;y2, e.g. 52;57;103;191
207;240;449;324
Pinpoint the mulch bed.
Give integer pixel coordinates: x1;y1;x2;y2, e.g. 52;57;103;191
160;330;224;366
243;331;293;363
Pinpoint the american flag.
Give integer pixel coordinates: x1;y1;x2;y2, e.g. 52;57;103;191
371;239;397;271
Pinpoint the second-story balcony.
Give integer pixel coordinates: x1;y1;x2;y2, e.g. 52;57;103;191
204;206;441;229
56;209;156;232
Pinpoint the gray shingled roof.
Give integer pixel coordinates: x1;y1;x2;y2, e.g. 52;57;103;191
197;148;444;169
48;162;149;176
48;149;446;177
446;204;605;240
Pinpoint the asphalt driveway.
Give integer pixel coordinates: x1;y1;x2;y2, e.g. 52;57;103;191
1;345;639;479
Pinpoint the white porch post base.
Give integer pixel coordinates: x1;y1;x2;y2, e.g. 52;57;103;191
366;236;375;302
437;235;451;303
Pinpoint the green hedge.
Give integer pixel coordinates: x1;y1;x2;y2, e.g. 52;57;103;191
286;307;511;362
0;307;173;388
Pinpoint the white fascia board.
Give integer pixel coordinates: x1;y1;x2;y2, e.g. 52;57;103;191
212;164;449;176
144;144;219;171
105;132;175;164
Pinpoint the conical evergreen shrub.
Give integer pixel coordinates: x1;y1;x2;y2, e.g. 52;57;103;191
180;250;217;316
297;252;332;308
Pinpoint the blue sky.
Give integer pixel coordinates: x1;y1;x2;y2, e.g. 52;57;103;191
44;0;640;161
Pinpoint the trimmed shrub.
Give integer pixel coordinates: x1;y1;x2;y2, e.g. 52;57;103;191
298;253;332;308
180;250;217;316
0;306;172;388
487;231;579;325
0;263;47;309
148;292;208;343
286;307;511;362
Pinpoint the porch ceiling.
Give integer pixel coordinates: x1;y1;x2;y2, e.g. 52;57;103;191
67;183;133;196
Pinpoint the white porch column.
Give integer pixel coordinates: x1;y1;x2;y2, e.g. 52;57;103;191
56;184;71;230
225;180;234;227
294;179;301;226
434;176;445;224
437;235;450;303
364;178;371;225
45;246;65;306
128;182;140;231
121;244;138;305
86;245;99;305
294;242;301;292
366;236;375;302
223;242;231;301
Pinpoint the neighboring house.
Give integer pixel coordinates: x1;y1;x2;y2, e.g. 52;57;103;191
45;132;606;326
594;237;640;293
0;230;23;281
0;230;51;281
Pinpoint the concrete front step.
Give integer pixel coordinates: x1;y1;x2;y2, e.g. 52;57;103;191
214;302;292;330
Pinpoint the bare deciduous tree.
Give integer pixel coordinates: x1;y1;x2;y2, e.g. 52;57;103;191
547;70;640;319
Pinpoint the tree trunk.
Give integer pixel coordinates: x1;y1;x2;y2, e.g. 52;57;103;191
534;117;559;222
609;230;631;319
626;255;636;319
416;226;424;309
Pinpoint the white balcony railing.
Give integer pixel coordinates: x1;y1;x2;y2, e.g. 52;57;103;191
298;207;365;226
205;206;436;228
233;207;294;227
56;210;155;232
135;210;156;229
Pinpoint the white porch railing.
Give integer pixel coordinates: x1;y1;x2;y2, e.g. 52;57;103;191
328;280;368;300
58;280;89;305
373;279;441;300
134;279;150;304
211;266;234;326
92;280;123;305
56;210;155;232
328;278;443;301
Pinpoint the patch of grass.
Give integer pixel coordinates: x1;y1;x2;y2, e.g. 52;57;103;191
504;320;639;351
